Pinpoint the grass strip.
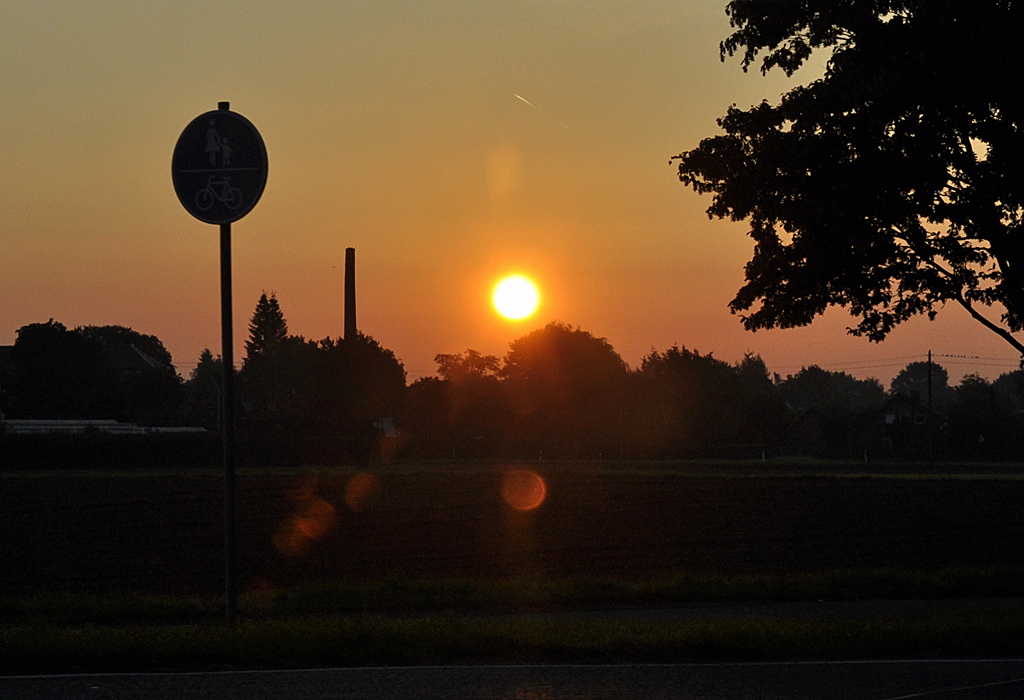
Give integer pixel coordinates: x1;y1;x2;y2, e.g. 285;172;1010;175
3;606;1024;674
3;567;1023;626
250;567;1024;617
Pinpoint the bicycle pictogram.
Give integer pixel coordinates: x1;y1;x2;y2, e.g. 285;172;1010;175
195;175;243;212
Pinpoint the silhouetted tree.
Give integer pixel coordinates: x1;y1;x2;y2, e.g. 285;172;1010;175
993;369;1024;413
183;348;222;430
778;366;885;416
890;360;952;411
398;377;455;458
8;321;122;419
501;323;628;459
432;350;508;457
631;347;785;458
77;325;183;425
734;353;789;449
6;321;183;424
236;292;407;462
309;334;407;434
675;1;1024;355
240;292;294;429
992;369;1024;457
632;346;730;457
244;292;288;363
0;347;13;418
945;373;1013;458
777;366;884;458
78;325;174;367
435;349;500;382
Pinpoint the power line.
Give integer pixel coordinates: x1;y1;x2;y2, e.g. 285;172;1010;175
772;351;1021;377
937;353;1020;362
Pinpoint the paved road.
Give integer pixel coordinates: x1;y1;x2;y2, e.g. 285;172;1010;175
464;597;1024;623
4;661;1024;700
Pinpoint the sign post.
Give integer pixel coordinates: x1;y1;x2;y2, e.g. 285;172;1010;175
173;102;267;624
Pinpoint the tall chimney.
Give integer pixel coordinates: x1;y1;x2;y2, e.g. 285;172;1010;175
344;247;357;341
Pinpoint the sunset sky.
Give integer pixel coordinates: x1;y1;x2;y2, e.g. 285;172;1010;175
1;0;1019;386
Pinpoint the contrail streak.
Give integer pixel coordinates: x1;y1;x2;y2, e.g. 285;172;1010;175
514;94;537;109
514;94;571;132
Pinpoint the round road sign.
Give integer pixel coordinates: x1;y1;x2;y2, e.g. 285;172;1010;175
172;106;268;224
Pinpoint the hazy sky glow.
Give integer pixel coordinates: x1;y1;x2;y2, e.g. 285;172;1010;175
1;0;1019;385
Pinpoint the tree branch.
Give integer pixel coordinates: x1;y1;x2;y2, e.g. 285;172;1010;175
954;292;1024;356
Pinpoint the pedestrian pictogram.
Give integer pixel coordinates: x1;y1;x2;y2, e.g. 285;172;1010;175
172;105;267;224
205;120;235;166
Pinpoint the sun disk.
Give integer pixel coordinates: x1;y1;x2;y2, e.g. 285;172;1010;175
494;276;539;319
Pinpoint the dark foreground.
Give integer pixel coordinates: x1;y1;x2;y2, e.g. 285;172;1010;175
5;660;1024;700
3;464;1024;674
2;463;1023;594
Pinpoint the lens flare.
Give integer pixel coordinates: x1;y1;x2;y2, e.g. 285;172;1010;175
295;498;336;539
273;475;338;556
501;469;547;511
345;472;379;512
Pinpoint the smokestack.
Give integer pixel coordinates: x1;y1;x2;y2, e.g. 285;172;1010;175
344;247;357;341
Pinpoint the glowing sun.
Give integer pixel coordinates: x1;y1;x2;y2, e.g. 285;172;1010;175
493;276;539;319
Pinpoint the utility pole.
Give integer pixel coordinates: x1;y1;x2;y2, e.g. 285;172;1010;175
927;350;933;412
927;350;933;461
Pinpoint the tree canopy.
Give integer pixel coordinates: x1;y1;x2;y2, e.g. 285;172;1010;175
9;321;120;419
675;0;1024;354
777;364;885;416
632;346;786;457
244;291;288;365
7;321;182;423
233;293;407;463
78;325;174;367
501;322;629;458
434;349;500;383
890;359;951;407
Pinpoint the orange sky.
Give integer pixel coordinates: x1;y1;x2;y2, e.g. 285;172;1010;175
1;1;1019;386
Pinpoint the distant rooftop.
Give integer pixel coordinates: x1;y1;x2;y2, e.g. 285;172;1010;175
1;420;206;435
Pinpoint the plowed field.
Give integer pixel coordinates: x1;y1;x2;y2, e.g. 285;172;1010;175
1;466;1022;595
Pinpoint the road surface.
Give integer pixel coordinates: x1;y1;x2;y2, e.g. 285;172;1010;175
4;660;1024;699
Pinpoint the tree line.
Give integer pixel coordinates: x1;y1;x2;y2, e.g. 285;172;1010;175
403;332;1024;461
3;293;1024;462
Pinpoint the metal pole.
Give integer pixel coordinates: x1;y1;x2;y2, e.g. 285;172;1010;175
220;220;237;624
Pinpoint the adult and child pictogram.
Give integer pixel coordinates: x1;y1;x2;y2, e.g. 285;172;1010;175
172;105;267;225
